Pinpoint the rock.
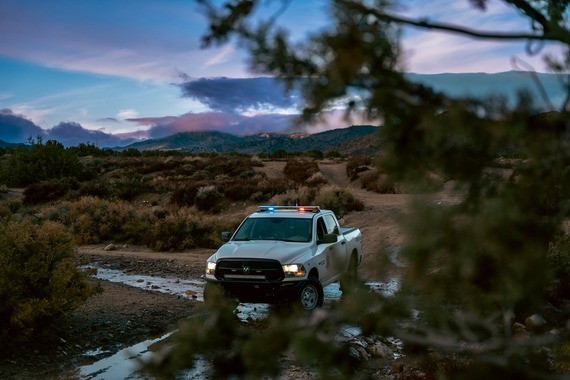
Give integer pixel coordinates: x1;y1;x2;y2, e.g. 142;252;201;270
351;345;370;361
525;314;547;331
513;322;527;333
370;341;393;359
104;244;115;251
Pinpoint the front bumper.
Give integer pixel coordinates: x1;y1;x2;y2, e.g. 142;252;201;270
202;277;305;304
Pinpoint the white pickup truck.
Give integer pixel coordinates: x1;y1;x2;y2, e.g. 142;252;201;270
203;206;363;311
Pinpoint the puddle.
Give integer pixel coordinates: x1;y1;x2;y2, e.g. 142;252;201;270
87;266;400;322
89;267;205;301
79;265;402;379
79;331;211;380
79;332;172;380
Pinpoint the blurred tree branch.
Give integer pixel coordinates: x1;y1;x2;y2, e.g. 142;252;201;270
151;1;570;378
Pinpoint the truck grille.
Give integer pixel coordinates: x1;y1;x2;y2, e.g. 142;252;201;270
215;259;284;281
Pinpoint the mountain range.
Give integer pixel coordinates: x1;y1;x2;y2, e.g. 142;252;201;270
118;125;381;155
1;71;567;151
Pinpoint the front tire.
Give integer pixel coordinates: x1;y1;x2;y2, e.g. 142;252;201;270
298;277;324;311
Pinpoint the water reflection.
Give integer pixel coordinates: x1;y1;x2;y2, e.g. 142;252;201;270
79;265;401;379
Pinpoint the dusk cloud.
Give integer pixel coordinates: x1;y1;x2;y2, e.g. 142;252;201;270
0;109;44;143
47;122;129;147
0;110;136;147
179;77;300;114
147;112;252;138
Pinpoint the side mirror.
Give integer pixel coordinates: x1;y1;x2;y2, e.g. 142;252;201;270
221;231;232;243
318;233;338;244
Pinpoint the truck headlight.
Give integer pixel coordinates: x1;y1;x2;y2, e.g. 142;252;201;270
206;261;216;275
282;264;306;277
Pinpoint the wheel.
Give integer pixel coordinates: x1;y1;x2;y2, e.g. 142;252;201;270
340;254;358;293
298;277;324;311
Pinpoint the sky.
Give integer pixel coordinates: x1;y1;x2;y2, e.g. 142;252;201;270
0;0;566;147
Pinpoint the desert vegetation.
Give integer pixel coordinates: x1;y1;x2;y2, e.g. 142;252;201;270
0;140;367;345
2;0;570;377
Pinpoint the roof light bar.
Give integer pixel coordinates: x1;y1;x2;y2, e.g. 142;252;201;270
257;206;321;213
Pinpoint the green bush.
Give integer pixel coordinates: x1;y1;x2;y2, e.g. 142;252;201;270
0;218;95;337
108;170;155;201
23;178;78;205
0;137;89;187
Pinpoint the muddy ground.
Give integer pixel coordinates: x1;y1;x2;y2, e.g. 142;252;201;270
0;161;457;379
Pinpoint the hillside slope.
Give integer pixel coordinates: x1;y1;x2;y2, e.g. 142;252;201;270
120;125;379;154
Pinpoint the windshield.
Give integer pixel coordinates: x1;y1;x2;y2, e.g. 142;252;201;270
233;217;312;243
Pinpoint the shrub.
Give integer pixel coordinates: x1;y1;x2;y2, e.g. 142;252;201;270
346;155;372;181
78;180;113;199
145;208;240;251
4;199;22;214
305;172;328;188
360;169;398;194
219;177;267;202
195;185;225;213
204;156;257;178
257;178;291;198
108;170;155;201
0;137;88;187
269;185;319;206
0;204;11;219
305;149;324;159
170;181;202;207
0;218;95;338
145;211;196;251
52;196;145;245
23;178;78;205
120;148;143;157
324;150;342;159
546;233;570;304
283;158;319;183
313;186;364;217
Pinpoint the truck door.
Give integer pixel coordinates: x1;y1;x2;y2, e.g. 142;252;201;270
316;215;346;284
323;214;348;282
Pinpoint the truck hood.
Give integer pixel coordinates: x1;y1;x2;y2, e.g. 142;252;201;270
210;241;312;264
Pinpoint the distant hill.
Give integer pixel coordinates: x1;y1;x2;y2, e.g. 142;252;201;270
0;140;24;149
119;125;380;155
